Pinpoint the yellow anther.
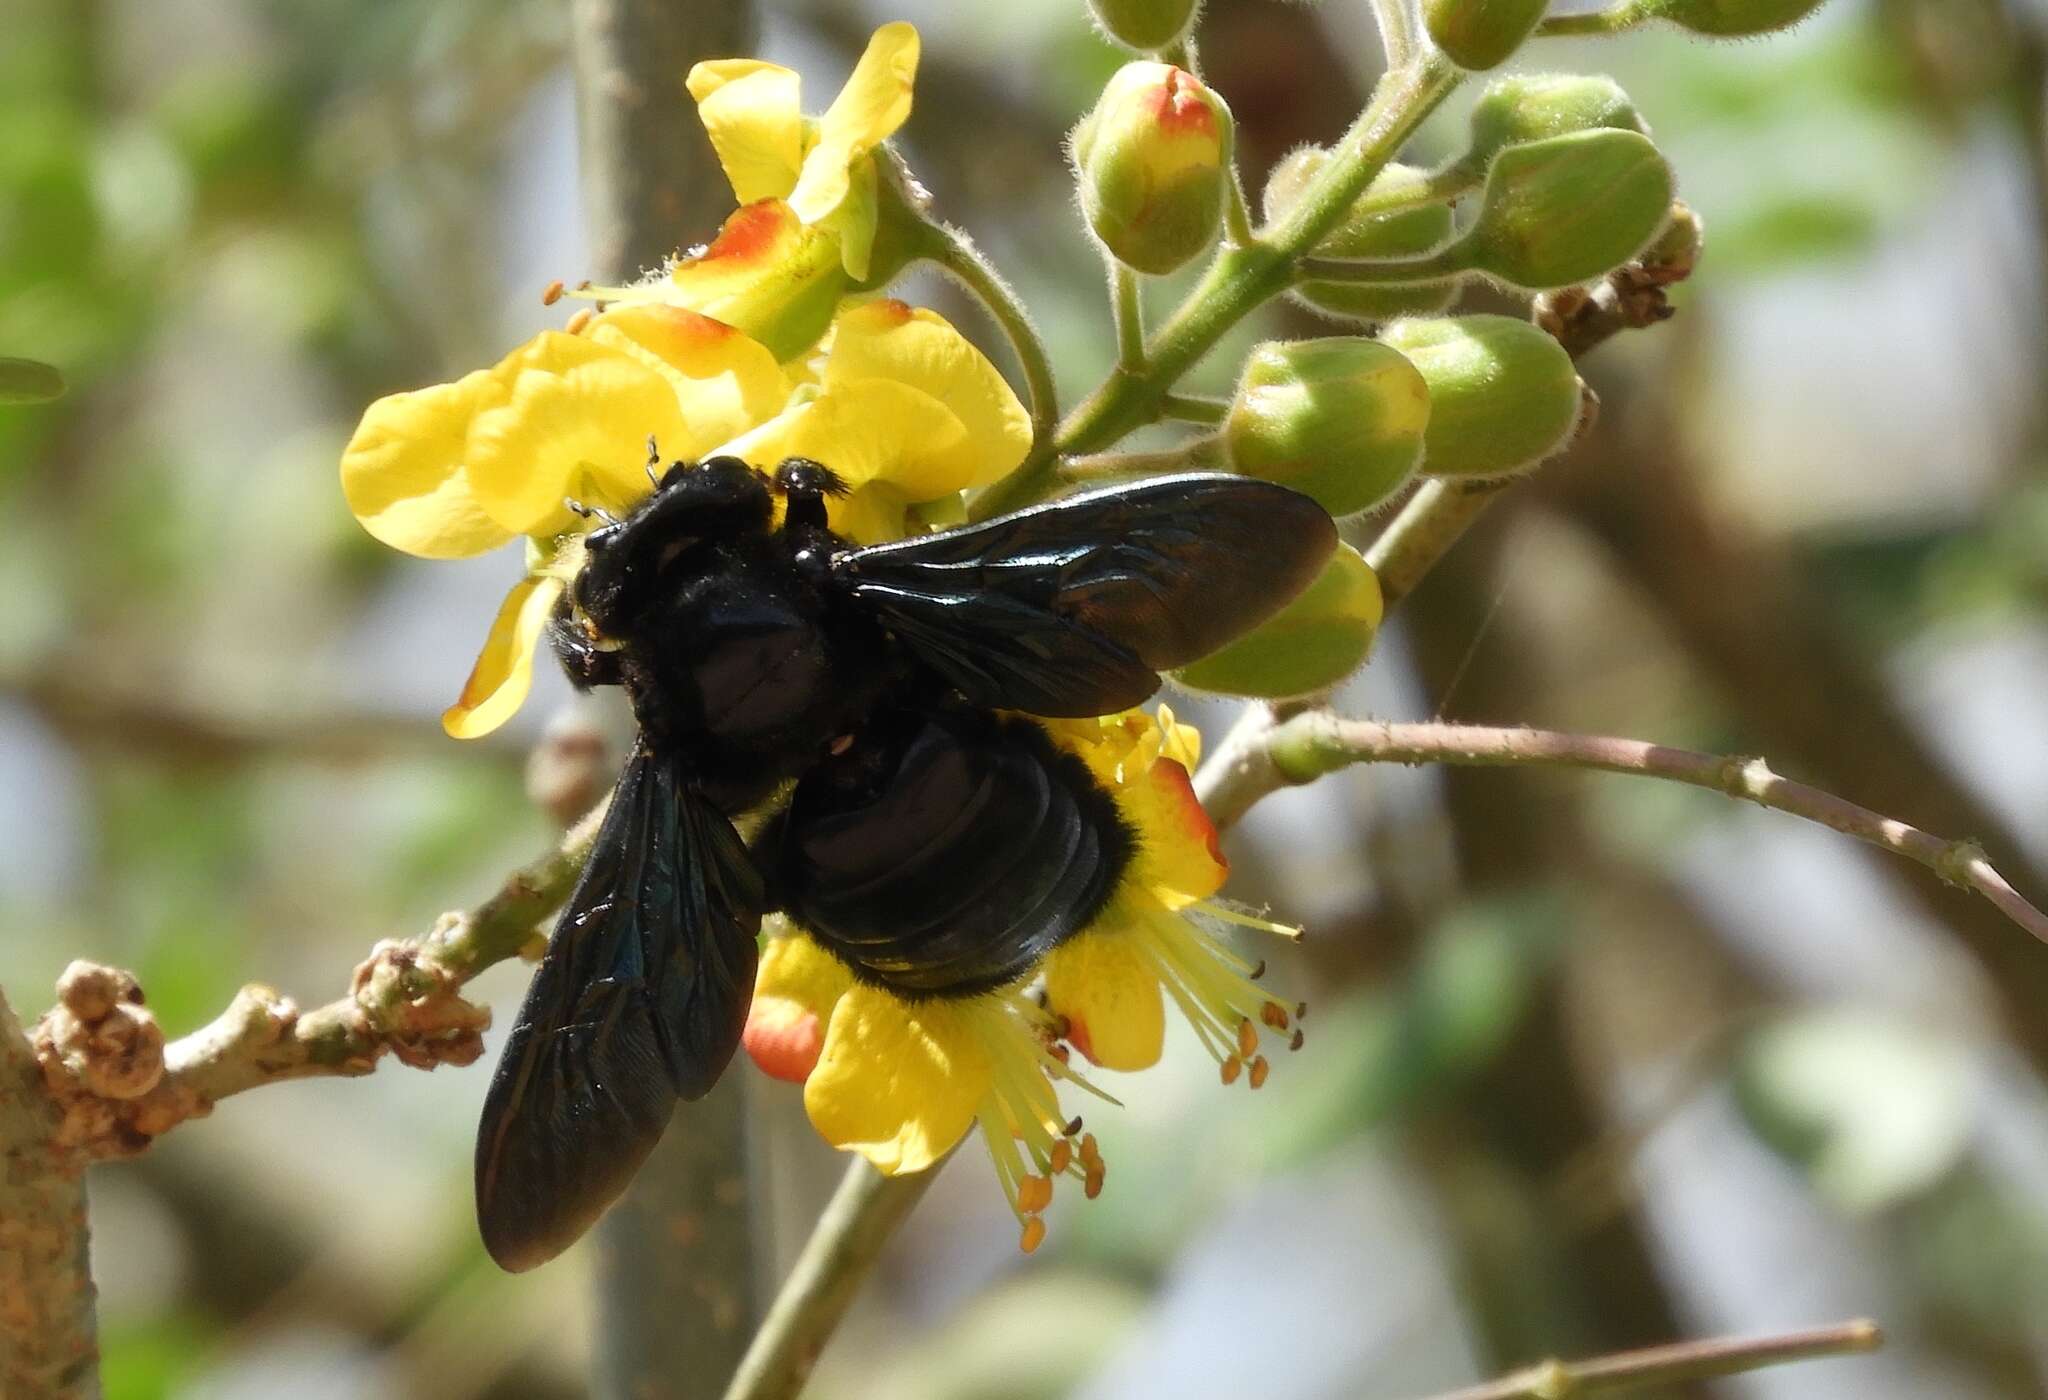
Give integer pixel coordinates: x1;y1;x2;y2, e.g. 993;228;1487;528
1079;1132;1102;1167
1236;1018;1259;1059
1261;1001;1290;1030
563;308;595;335
542;279;566;306
1084;1166;1105;1200
1249;1054;1270;1089
1020;1217;1048;1253
1220;1055;1242;1085
1050;1139;1073;1175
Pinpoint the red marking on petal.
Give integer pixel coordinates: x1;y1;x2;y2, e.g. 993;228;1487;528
689;199;797;269
1066;1015;1099;1066
867;298;914;325
1149;756;1228;877
742;997;823;1082
1149;68;1218;137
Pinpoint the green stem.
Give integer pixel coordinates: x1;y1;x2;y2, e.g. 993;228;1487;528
970;51;1461;521
1061;437;1223;481
1160;392;1230;425
1369;0;1419;66
926;222;1062;447
1111;260;1147;371
1297;247;1469;285
1535;3;1651;38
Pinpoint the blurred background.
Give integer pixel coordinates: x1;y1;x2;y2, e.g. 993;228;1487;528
5;0;2048;1395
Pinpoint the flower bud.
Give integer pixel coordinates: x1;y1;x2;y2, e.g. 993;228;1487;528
1378;315;1582;478
1456;129;1673;289
1264;153;1457;322
1423;0;1548;71
1646;0;1826;36
1174;545;1382;699
1224;338;1429;516
1089;0;1203;51
1072;63;1231;276
1458;75;1647;181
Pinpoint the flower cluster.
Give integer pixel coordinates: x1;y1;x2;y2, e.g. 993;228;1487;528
338;20;1307;1252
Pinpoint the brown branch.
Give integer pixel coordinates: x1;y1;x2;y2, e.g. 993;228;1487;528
26;802;604;1164
1259;716;2048;946
0;986;97;1398
1411;1319;1882;1400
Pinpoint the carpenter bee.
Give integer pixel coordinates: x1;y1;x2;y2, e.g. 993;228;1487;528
474;453;1335;1271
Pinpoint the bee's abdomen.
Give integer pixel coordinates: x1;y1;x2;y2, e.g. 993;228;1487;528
762;707;1133;998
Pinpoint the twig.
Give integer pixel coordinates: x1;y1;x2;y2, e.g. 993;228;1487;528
1410;1318;1882;1400
1261;716;2048;946
719;1158;940;1400
926;220;1061;447
30;802;605;1163
0;986;97;1398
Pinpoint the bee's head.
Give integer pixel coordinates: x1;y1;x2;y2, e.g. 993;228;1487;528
570;455;774;636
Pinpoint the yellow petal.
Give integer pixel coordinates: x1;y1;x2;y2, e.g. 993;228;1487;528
787;22;920;226
687;60;807;204
442;576;564;739
1129;755;1229;902
743;932;853;1084
662;200;850;362
584;305;792;456
464;332;689;538
822;152;880;281
737;378;971;503
804;984;989;1175
823;301;1030;488
1044;928;1166;1072
339;369;514;559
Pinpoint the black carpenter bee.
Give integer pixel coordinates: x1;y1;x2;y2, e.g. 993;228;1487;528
474;452;1335;1271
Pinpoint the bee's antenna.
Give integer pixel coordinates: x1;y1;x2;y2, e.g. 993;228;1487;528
564;497;622;527
645;435;662;488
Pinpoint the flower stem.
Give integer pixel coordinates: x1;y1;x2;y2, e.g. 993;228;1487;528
1368;0;1419;66
1160;392;1230;425
719;1157;941;1400
1296;248;1469;284
969;51;1461;522
927;222;1061;447
1411;1319;1882;1400
1535;3;1652;38
1111;260;1147;371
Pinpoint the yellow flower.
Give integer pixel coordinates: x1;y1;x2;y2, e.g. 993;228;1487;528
338;298;1030;738
1040;706;1304;1081
743;921;1102;1254
687;22;920;282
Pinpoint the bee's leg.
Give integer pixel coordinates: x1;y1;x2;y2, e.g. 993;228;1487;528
547;608;625;690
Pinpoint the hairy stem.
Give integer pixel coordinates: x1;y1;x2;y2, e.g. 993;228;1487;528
1263;717;2048;945
1535;4;1651;39
1412;1319;1881;1400
927;222;1061;447
1111;260;1147;371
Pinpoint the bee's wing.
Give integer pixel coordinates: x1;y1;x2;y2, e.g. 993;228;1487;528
832;475;1336;716
474;744;763;1273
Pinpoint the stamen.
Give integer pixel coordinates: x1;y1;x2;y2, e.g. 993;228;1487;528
1020;1217;1048;1254
1016;1175;1053;1213
1220;1055;1242;1085
563;308;595;335
1236;1019;1258;1060
1079;1133;1102;1168
542;279;566;306
1065;1116;1083;1137
1289;1028;1305;1052
1261;1001;1290;1031
1084;1165;1105;1199
1249;1055;1270;1089
1049;1139;1072;1174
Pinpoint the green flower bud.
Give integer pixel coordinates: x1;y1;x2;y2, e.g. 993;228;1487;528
1264;152;1458;323
1174;545;1383;699
1088;0;1203;52
1457;129;1674;289
1459;75;1647;181
1423;0;1548;71
1224;338;1429;516
1072;63;1232;276
1643;0;1826;37
1378;315;1582;478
